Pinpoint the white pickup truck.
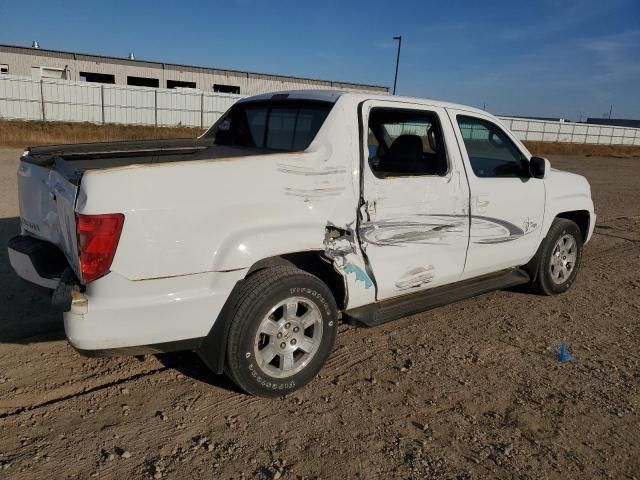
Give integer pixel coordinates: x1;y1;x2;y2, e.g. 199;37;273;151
9;90;595;397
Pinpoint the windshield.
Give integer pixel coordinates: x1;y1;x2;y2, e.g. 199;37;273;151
204;100;333;151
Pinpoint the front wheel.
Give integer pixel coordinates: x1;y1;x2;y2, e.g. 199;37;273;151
224;266;338;397
531;218;583;295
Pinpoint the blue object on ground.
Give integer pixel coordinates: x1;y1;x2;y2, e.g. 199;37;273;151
557;340;576;362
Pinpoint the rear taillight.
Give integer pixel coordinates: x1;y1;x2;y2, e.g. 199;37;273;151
76;213;124;283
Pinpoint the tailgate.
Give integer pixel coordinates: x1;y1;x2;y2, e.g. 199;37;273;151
17;156;80;276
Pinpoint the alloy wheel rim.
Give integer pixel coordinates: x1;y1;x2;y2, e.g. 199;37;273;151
549;233;577;285
253;296;323;378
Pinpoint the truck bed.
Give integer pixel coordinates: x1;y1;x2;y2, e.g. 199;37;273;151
23;138;266;171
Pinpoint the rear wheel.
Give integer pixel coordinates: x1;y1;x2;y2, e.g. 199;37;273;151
225;266;337;397
531;218;583;295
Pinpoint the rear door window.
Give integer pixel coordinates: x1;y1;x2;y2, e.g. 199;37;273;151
367;107;448;177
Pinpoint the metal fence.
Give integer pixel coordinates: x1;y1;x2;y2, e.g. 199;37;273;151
499;116;640;146
376;118;640;147
0;74;240;128
2;74;640;145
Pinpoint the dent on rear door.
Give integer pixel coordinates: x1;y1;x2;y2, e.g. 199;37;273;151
276;157;376;308
323;222;375;306
355;102;471;300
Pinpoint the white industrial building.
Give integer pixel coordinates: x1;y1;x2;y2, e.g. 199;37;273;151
0;43;388;96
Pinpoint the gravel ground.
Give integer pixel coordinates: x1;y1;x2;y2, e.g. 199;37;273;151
0;147;638;479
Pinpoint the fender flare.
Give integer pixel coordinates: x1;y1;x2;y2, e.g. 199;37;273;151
523;210;590;282
523;233;546;282
210;224;326;272
198;249;351;373
197;277;246;375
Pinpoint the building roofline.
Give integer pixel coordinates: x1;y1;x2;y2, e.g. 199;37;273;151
0;43;389;91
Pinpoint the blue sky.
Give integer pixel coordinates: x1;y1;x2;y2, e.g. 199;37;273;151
1;0;638;119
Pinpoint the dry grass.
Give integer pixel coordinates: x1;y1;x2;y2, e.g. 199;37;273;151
524;141;640;158
0;120;638;157
0;120;204;148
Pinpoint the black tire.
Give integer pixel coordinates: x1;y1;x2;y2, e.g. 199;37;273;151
531;218;583;295
224;266;338;397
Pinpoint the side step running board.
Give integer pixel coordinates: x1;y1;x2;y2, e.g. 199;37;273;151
344;269;530;327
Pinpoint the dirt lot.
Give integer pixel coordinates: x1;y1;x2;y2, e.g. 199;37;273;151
0;147;638;479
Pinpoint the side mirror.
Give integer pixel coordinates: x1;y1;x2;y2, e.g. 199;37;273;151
529;156;550;179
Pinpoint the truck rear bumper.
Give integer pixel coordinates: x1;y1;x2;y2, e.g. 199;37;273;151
72;337;206;357
8;248;58;289
64;268;247;353
7;235;68;289
8;234;246;355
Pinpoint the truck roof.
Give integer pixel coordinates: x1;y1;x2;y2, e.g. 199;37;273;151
239;89;487;116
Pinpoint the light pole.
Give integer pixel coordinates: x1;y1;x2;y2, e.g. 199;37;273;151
393;36;402;95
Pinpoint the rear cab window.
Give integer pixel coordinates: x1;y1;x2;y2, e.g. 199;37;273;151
205;100;333;152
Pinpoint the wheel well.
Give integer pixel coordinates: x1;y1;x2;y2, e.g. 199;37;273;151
199;252;346;376
556;210;590;241
246;252;347;310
